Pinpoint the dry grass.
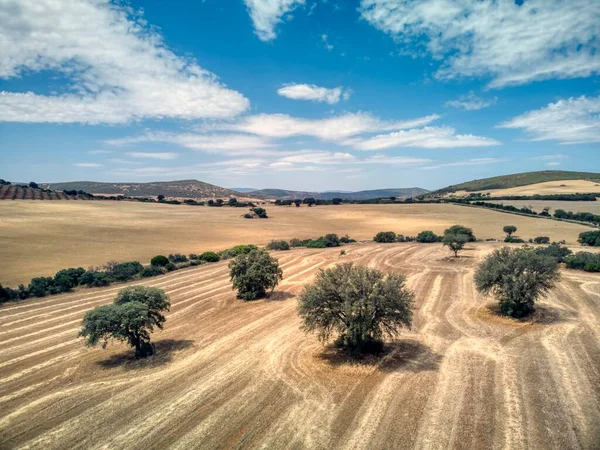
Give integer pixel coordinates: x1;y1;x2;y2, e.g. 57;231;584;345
452;179;600;197
0;200;594;286
1;243;599;449
486;200;600;215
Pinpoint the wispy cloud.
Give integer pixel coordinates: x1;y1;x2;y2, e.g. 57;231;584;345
360;0;600;88
446;92;497;111
126;152;178;160
321;34;334;51
243;0;305;41
74;162;104;168
277;83;350;104
421;158;507;170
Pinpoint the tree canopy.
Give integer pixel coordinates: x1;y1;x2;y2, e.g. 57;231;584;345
474;247;560;318
503;225;517;237
229;249;283;300
444;225;476;242
442;233;468;257
298;263;414;354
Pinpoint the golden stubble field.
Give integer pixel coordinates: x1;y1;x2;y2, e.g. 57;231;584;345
0;201;594;286
451;179;600;197
1;242;599;449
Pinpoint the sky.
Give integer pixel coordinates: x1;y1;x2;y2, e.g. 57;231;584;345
0;0;599;191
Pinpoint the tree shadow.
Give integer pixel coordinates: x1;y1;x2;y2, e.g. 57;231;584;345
96;339;194;370
316;340;441;373
266;291;295;302
484;303;571;326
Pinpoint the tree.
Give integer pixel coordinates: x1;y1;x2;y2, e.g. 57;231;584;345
198;251;220;262
298;263;414;354
442;233;468;257
228;197;238;206
252;207;268;218
79;286;170;357
416;230;440;243
474;247;560;318
293;199;302;207
535;243;572;263
373;231;397;243
533;236;550;245
444;225;476;242
332;198;343;205
151;255;169;267
503;225;517;237
303;197;316;207
157;194;165;201
578;230;600;247
29;181;39;189
229;249;282;300
267;240;290;250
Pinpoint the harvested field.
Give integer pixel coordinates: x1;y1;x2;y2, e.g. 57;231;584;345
487;200;600;215
0;201;594;286
1;242;599;449
451;179;600;198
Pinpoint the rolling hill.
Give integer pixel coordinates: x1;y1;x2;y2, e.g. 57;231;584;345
42;180;241;199
432;170;600;195
248;187;428;200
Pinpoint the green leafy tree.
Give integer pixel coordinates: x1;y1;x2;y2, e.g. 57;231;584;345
474;247;560;318
228;197;238;206
298;263;414;354
252;207;268;218
533;236;550;245
578;230;600;247
151;255;169;267
503;225;517;237
416;230;440;243
442;233;468;257
373;231;397;243
229;249;283;300
199;251;220;262
535;243;572;263
444;225;476;242
79;286;170;357
303;197;316;207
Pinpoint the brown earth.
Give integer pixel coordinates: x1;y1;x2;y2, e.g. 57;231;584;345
1;242;599;449
0;201;594;287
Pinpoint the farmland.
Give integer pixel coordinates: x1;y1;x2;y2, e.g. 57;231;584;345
1;242;599;449
487;200;600;215
449;179;600;198
0;200;595;286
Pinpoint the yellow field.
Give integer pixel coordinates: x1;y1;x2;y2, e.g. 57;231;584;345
487;200;600;215
1;242;599;449
0;201;594;286
451;179;600;197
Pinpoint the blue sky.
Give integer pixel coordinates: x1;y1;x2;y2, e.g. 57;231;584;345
0;0;599;191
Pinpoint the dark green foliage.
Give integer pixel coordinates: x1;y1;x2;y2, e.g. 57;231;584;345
252;207;268;218
298;263;414;354
564;252;600;271
578;231;600;247
243;213;253;218
168;253;188;263
151;255;169;267
332;198;343;205
141;266;166;278
442;233;468;257
533;236;550;244
28;277;54;297
416;230;441;243
79;286;170;357
340;234;354;244
0;284;19;303
303;197;316;206
554;209;600;225
304;233;342;248
80;271;110;287
53;268;86;292
219;244;258;260
535;243;572;263
157;194;165;201
198;251;220;262
396;234;405;242
165;262;177;272
267;240;290;251
504;236;526;243
444;225;476;242
475;247;560;318
106;261;144;281
229;249;283;301
373;231;397;243
29;181;39;189
503;225;517;237
228;197;238;206
290;238;303;247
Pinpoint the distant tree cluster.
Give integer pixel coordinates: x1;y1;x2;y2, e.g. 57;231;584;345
578;230;600;247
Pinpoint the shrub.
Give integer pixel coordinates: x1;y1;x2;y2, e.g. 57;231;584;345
168;254;188;263
578;230;600;247
503;225;517;237
373;231;397;243
396;234;405;242
80;271;110;287
28;277;54;297
584;263;600;272
108;261;144;282
79;286;170;358
416;230;441;243
199;251;220;262
151;255;169;267
165;262;177;272
565;252;600;270
340;249;346;256
53;267;86;292
305;238;327;248
442;233;468;257
298;263;414;354
475;247;560;318
444;225;476;242
535;243;572;263
219;244;258;260
533;236;550;245
252;207;268;218
323;233;341;247
243;213;253;219
229;249;283;301
141;266;165;278
267;240;290;251
340;234;354;244
504;236;526;243
290;238;304;247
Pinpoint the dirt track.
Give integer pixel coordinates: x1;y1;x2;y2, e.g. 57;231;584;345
1;243;599;449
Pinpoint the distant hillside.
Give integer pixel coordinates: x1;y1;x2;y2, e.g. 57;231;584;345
42;180;242;199
249;187;428;200
433;171;600;194
0;182;92;201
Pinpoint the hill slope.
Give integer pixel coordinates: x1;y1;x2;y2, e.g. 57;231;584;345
434;170;600;194
42;180;241;199
250;187;428;200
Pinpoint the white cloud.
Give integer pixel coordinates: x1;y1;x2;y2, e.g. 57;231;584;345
446;92;497;111
0;0;249;124
421;157;507;170
88;149;112;155
360;0;600;87
278;151;356;164
277;83;350;104
107;132;276;155
362;155;432;165
244;0;305;41
529;154;567;161
270;161;294;168
347;126;501;150
321;34;334;51
499;96;600;144
74;163;103;168
212;112;441;141
126;152;178;160
546;162;561;167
